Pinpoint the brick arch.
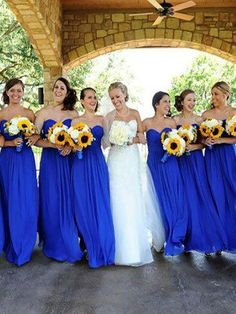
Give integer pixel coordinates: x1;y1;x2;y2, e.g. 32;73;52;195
62;10;236;70
63;34;236;71
5;0;62;68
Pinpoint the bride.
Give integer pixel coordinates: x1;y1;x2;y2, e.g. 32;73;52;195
105;82;165;266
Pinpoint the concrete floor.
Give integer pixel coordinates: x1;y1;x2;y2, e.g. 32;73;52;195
0;248;236;314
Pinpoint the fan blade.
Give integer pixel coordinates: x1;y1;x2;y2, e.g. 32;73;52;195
129;12;154;16
172;12;194;21
172;1;196;12
152;16;165;26
147;0;163;10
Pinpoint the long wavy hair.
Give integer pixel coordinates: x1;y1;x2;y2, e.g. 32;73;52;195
53;77;77;110
2;78;25;105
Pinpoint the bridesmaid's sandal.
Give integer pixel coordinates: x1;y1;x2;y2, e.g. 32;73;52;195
215;251;222;256
204;253;211;257
184;251;191;256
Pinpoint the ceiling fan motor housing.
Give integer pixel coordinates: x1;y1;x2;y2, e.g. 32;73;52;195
157;1;174;16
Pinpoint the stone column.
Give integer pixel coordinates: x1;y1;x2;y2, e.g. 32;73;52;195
43;67;62;106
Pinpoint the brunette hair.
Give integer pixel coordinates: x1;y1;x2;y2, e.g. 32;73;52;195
53;77;77;110
80;87;98;112
152;91;169;111
174;89;195;112
108;82;129;102
2;78;25;104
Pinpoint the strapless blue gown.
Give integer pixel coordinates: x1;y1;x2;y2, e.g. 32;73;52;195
71;126;115;268
39;119;83;262
0;199;3;255
178;125;227;253
0;120;38;266
146;128;188;256
205;122;236;251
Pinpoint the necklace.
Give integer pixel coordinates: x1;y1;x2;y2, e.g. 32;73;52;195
116;107;130;118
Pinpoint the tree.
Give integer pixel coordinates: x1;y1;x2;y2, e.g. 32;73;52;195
168;54;236;114
68;51;139;112
0;0;43;109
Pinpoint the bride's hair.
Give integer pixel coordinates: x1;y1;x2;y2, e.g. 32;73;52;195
108;82;129;101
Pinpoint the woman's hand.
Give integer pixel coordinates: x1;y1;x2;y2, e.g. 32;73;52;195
26;134;40;146
13;137;23;147
137;133;146;145
204;137;215;146
59;144;72;156
186;144;195;152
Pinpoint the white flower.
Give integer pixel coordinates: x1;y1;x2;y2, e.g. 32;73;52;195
49;134;56;143
70;129;80;140
109;121;133;146
8;124;20;135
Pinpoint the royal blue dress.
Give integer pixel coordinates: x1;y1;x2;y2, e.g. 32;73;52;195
178;125;227;253
0;120;38;266
205;121;236;252
71;125;115;268
0;194;4;255
39;119;83;262
146;128;188;256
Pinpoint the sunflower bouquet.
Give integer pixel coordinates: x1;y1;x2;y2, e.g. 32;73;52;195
161;129;186;163
177;124;198;156
199;119;224;149
47;121;70;149
225;114;236;137
109;120;133;146
4;116;37;152
67;122;94;159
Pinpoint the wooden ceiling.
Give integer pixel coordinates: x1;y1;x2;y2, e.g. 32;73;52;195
62;0;236;10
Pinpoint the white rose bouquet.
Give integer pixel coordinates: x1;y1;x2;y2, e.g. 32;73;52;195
109;120;134;146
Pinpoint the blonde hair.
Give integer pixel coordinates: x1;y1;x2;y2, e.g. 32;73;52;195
108;82;129;101
212;81;231;99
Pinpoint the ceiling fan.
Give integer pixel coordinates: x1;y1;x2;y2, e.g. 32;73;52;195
130;0;196;26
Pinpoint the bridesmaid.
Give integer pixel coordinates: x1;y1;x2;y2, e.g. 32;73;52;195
0;78;38;266
35;77;83;262
71;87;115;268
202;81;236;252
0;135;5;256
173;89;227;255
143;91;188;256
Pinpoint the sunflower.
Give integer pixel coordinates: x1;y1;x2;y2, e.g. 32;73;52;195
66;135;76;148
199;124;210;137
229;123;236;137
210;125;224;139
17;119;32;132
179;133;192;145
161;132;166;144
78;131;93;148
166;138;181;155
181;124;191;130
74;122;86;131
54;131;68;146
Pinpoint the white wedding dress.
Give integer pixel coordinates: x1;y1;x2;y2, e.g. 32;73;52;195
107;119;165;266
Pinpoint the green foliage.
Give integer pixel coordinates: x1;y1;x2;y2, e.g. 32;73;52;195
168;54;236;115
68;51;138;111
0;0;43;109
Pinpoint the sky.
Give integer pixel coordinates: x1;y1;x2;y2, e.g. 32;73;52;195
99;47;202;118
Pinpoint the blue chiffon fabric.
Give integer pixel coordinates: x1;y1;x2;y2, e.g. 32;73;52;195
205;122;236;252
0;199;3;255
39;119;83;262
146;128;188;256
71;125;115;268
178;125;227;253
0;120;38;266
